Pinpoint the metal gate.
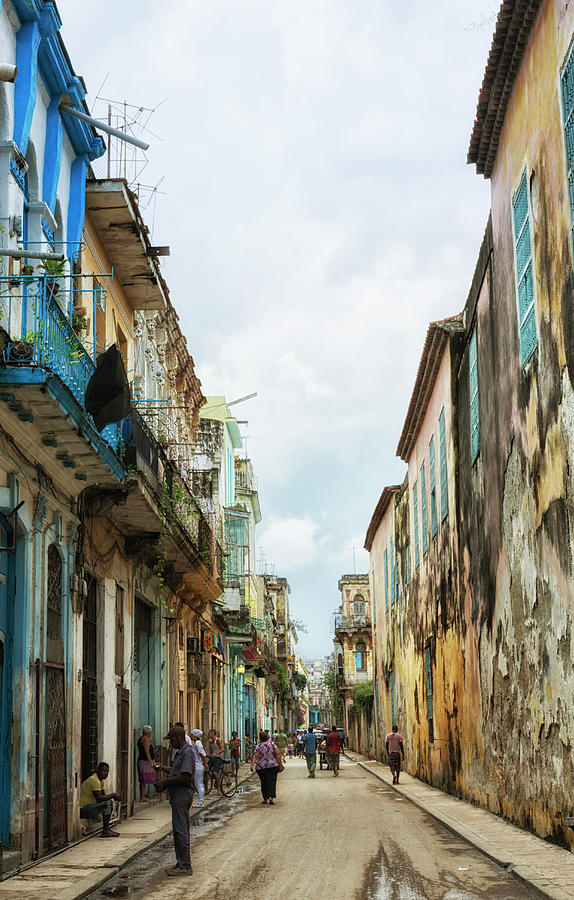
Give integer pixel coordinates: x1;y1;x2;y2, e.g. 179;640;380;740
46;664;67;848
116;687;129;817
81;678;98;782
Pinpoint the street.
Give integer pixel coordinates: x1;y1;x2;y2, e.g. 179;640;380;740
90;757;534;900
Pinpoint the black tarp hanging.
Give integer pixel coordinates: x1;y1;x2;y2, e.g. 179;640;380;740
85;343;131;430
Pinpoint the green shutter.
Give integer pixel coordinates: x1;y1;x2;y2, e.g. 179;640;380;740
469;328;480;464
420;462;428;555
429;435;437;538
512;169;537;366
561;46;574;263
384;549;388;612
390;539;395;606
413;482;419;568
439;408;448;521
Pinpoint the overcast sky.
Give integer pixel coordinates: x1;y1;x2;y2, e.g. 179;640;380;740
61;0;496;658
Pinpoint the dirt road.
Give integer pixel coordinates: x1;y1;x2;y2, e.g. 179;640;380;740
92;755;535;899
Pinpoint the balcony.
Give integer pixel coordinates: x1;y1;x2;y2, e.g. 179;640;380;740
0;275;124;489
335;614;371;636
223;605;253;641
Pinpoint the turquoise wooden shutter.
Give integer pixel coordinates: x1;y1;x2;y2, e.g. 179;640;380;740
384;549;388;612
562;47;574;264
439;408;448;521
413;483;419;568
469;328;480;464
425;644;434;742
429;435;437;538
420;461;428;555
406;545;410;585
512;169;537;366
390;539;394;606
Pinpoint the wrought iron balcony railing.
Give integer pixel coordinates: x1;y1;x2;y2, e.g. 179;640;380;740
0;275;119;450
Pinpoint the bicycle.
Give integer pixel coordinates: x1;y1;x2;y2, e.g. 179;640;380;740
204;758;238;798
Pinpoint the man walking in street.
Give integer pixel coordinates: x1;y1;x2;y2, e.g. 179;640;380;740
326;724;341;777
207;727;225;796
385;724;405;785
154;725;195;876
274;728;288;761
302;725;318;778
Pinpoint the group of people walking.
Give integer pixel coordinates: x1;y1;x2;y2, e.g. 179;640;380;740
78;719;406;881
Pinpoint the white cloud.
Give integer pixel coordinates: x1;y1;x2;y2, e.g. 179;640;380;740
257;515;321;571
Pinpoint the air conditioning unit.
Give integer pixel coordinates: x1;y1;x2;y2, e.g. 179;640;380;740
187;637;200;655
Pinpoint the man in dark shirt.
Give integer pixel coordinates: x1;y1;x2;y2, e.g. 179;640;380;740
154;725;195;876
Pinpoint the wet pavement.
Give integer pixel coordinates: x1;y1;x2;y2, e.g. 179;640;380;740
86;761;536;900
90;782;259;899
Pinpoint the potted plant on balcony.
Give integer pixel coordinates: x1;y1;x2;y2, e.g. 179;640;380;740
38;258;67;302
157;431;168;450
71;312;87;335
21;264;35;282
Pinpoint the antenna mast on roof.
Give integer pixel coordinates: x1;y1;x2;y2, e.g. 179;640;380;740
91;88;167;204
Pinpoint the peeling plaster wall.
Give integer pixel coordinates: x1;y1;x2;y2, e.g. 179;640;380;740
456;0;574;845
370;0;574;847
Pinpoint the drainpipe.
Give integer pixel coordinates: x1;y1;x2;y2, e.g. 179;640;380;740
59;105;149;150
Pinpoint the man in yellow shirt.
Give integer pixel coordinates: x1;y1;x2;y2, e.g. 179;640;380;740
79;762;121;837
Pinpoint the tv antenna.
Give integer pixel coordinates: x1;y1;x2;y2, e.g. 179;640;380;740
91;77;167;203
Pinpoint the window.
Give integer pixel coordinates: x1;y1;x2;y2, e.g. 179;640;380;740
469;327;480;464
390;539;395;606
429;435;438;538
562;47;574;262
353;595;365;617
405;545;410;586
413;482;420;568
115;584;124;677
420;462;428;555
355;641;367;671
384;549;389;612
47;544;62;642
425;643;434;743
439;408;448;521
512;169;537;366
134;598;152;673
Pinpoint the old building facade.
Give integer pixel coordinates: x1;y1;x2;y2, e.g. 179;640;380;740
367;0;574;849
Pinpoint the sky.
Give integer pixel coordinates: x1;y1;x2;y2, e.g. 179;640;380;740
60;0;497;658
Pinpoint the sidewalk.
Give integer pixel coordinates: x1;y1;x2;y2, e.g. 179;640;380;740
0;762;253;900
346;751;574;900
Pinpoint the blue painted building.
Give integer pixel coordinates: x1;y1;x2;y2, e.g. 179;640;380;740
0;0;120;869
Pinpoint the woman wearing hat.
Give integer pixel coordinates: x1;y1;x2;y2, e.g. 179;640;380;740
190;729;207;807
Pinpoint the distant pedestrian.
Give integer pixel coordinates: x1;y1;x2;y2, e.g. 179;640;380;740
326;725;341;777
207;728;225;795
385;724;405;784
228;731;241;776
302;725;318;778
250;729;281;805
190;728;207;807
154;725;195;876
274;729;288;761
136;725;155;801
297;731;305;757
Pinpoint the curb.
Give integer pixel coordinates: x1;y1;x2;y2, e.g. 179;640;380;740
355;759;561;900
23;768;256;900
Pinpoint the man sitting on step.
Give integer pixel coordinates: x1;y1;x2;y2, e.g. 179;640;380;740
79;761;121;837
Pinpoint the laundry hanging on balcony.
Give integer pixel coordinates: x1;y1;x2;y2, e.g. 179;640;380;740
85;343;132;430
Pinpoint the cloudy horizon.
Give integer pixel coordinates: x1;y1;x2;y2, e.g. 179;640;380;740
60;0;496;658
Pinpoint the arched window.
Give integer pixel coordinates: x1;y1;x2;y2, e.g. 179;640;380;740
353;594;365;617
337;652;343;676
355;641;367;671
47;544;62;643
